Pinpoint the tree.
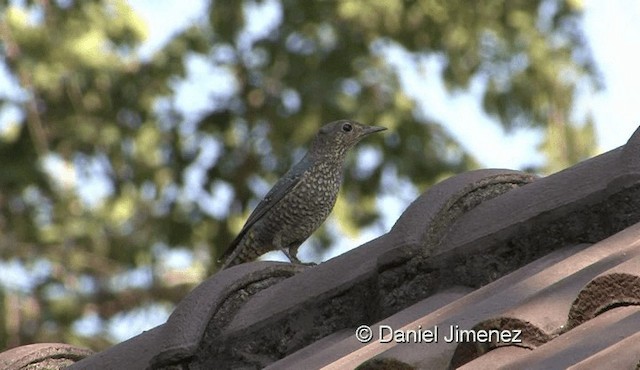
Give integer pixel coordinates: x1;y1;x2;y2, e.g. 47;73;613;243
0;0;598;349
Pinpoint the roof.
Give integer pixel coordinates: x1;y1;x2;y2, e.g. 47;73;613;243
6;126;640;369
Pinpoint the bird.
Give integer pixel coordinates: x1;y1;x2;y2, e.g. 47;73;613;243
218;120;386;269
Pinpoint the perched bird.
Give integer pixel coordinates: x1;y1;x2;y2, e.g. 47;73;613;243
218;120;386;269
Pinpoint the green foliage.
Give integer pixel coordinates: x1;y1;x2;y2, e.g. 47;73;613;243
0;0;598;349
538;115;598;174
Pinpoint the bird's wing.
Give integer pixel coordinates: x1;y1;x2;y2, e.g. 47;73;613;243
217;162;307;263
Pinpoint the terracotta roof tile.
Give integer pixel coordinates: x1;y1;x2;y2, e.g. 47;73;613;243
571;330;640;369
462;306;640;370
347;223;640;369
0;343;93;370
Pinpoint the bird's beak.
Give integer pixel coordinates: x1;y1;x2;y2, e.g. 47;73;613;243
362;125;387;136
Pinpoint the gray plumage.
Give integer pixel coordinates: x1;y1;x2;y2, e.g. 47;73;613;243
218;120;386;269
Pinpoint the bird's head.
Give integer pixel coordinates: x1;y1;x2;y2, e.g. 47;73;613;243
309;120;386;159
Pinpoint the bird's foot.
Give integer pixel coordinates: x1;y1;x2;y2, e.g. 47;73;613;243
282;248;316;266
294;261;317;267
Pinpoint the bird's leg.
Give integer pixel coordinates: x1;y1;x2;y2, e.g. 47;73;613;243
283;243;316;266
274;235;301;264
282;248;301;264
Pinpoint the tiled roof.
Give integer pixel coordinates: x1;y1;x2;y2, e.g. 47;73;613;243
6;127;640;369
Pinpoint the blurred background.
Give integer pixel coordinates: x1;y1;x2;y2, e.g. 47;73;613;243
0;0;638;351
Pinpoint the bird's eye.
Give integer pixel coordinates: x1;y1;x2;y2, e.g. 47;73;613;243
342;123;353;132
